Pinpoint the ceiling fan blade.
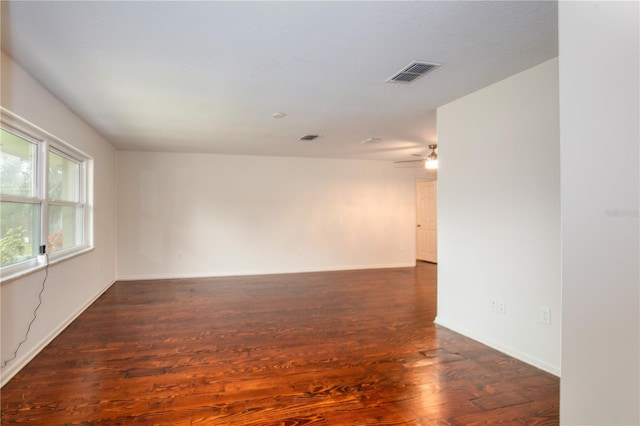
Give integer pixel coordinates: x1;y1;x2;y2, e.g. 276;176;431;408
393;163;425;169
393;159;425;164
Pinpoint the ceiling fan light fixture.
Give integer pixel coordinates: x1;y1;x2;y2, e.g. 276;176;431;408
424;159;438;169
424;144;438;169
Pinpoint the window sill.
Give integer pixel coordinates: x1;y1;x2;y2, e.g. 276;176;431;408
0;246;95;284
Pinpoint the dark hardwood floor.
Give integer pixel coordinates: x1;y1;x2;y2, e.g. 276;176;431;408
1;263;559;425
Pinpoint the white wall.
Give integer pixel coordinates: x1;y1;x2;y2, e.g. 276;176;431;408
117;151;422;279
559;2;639;424
0;53;118;385
436;58;561;374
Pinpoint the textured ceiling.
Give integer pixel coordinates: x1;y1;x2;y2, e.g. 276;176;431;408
1;1;558;162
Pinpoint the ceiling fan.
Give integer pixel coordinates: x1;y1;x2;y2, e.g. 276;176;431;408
394;144;438;169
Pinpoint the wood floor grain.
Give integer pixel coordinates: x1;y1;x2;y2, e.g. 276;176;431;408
1;263;559;425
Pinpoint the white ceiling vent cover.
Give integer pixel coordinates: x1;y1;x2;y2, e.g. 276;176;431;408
361;137;383;144
386;61;441;84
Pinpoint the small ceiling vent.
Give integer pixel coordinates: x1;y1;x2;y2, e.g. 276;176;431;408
386;61;441;84
299;134;321;141
361;137;383;144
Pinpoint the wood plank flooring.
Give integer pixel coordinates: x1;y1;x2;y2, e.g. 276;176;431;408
1;263;559;425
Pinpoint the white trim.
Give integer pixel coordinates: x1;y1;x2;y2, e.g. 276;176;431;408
116;262;417;281
1;246;94;284
0;278;116;387
434;317;561;377
0;195;40;204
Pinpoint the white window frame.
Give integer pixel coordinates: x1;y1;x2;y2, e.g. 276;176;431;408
0;110;93;282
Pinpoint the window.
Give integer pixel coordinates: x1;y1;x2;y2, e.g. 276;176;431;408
0;113;92;280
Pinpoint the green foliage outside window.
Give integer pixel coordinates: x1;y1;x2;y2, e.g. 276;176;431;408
0;226;26;267
1;129;39;267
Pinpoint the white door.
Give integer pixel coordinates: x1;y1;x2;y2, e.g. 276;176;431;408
416;180;437;263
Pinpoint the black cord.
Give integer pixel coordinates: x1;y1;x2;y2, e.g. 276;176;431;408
1;253;49;369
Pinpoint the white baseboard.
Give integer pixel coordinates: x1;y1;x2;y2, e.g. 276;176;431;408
434;317;561;377
1;279;116;387
116;262;417;281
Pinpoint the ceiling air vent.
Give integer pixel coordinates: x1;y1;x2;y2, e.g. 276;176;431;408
386;61;441;84
299;134;321;141
361;137;383;144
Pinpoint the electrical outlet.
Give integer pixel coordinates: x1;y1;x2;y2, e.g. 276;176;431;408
489;299;497;313
540;307;551;325
497;298;506;315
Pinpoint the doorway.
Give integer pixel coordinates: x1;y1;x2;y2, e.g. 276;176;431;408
416;179;437;263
